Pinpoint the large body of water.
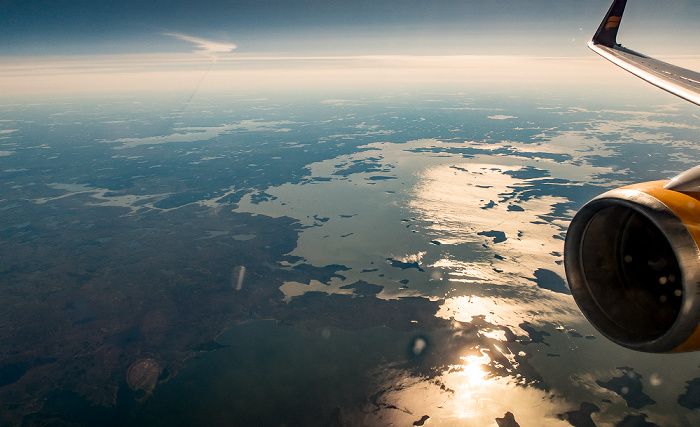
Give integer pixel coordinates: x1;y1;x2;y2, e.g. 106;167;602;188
2;86;700;426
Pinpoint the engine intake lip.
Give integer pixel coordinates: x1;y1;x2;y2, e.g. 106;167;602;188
565;188;700;353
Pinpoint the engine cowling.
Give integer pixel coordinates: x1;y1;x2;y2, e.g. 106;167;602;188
565;178;700;352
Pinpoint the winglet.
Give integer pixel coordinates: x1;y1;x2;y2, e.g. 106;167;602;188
592;0;628;47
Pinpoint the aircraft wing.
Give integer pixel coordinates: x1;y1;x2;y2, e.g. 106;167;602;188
589;0;700;106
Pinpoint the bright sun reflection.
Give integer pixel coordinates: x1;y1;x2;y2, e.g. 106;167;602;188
451;352;492;418
439;358;573;426
367;347;574;426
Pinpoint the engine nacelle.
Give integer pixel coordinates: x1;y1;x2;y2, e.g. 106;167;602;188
565;177;700;352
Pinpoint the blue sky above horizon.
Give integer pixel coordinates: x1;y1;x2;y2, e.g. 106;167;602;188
2;0;699;57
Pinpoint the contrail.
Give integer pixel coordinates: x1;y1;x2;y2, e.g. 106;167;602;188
184;59;216;106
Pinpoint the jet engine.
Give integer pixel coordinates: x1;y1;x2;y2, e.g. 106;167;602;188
565;166;700;352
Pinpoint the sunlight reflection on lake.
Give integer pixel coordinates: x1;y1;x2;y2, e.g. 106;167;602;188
366;346;574;426
436;294;577;333
409;162;568;282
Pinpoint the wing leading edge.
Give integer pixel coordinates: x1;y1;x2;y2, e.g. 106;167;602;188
590;0;700;106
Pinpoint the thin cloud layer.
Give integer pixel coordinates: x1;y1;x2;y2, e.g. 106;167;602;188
1;54;649;97
164;33;237;54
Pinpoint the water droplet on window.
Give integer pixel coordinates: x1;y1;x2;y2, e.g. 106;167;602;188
321;328;331;339
412;337;427;355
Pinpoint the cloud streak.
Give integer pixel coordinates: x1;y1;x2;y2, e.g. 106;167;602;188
164;33;237;55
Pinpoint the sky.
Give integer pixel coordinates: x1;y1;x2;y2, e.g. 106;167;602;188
1;0;699;97
2;0;699;57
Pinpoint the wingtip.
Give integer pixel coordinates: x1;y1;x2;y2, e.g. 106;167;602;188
591;0;628;47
